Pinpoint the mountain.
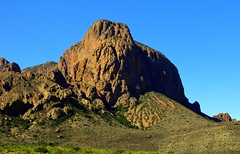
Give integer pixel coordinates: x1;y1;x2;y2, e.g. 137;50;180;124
58;19;200;113
1;19;240;153
0;19;201;126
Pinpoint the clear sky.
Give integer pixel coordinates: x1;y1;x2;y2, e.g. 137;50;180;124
1;0;240;120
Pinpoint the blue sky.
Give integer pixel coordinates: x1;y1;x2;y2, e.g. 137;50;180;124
1;0;240;120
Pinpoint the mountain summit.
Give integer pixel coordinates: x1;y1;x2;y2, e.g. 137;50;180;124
58;19;197;111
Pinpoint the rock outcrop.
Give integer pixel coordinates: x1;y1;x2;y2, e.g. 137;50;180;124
0;57;21;73
22;61;57;74
213;113;232;122
58;19;195;111
0;71;73;118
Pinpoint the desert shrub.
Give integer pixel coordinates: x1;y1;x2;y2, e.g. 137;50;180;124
100;112;114;123
17;118;30;130
113;113;138;129
36;120;45;125
2;117;30;130
100;111;138;129
34;146;49;153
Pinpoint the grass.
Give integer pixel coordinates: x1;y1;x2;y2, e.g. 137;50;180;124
0;145;168;154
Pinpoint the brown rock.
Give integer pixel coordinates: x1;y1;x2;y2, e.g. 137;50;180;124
213;113;232;122
0;58;9;66
22;61;57;74
58;19;191;110
80;98;105;112
0;71;73;118
47;107;65;120
46;69;68;88
0;57;21;73
62;106;73;115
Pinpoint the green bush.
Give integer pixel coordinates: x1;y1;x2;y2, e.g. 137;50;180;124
100;112;114;123
34;146;49;153
2;117;30;130
113;113;138;129
100;111;138;129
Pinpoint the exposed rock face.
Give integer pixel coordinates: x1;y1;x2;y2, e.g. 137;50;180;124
213;113;232;122
0;57;21;73
46;69;68;88
115;92;179;128
58;19;191;110
0;71;74;118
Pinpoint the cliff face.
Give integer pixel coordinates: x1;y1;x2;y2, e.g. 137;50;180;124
58;19;189;108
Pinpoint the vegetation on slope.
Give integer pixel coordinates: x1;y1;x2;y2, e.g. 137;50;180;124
0;145;168;154
1;92;240;153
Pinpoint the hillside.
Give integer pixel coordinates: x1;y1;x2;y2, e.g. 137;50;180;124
1;92;240;153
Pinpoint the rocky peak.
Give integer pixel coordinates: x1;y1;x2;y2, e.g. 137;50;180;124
58;19;194;111
213;113;232;122
82;19;134;48
0;57;21;73
0;57;9;66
